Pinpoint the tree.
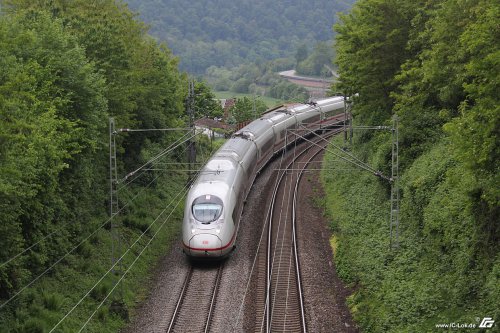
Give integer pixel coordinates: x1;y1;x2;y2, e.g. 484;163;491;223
331;0;500;331
193;81;223;119
334;0;421;126
0;0;187;305
0;10;107;297
229;97;267;123
295;43;308;65
443;0;500;206
296;42;334;77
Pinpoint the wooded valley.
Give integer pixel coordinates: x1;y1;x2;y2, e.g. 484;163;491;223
0;0;497;332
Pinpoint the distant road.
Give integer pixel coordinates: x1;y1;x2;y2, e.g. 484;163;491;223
279;70;334;83
279;70;335;97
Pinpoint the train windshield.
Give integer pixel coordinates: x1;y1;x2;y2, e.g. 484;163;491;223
192;195;223;223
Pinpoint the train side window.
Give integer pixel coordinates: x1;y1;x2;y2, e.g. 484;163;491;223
260;138;273;156
305;114;320;123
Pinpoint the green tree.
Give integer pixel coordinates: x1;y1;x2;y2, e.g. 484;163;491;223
443;0;500;206
334;0;421;126
229;97;267;123
0;0;187;308
0;10;107;297
296;42;334;77
295;43;308;65
193;80;224;119
330;0;500;331
125;0;355;74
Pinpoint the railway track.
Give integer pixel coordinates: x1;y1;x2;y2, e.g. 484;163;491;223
166;263;224;333
253;128;340;333
166;127;340;333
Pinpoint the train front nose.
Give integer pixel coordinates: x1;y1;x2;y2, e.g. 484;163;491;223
188;234;222;257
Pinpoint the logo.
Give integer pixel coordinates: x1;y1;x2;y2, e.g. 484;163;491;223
479;317;495;329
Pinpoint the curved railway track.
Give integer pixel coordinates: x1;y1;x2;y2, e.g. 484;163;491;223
122;122;356;333
253;128;341;333
166;263;224;333
166;127;341;333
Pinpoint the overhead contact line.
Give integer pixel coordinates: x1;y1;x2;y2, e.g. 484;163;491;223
0;131;195;271
49;183;190;332
292;127;392;182
0;170;166;311
50;132;218;331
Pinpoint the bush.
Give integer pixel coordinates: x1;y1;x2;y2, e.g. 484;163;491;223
91;281;112;302
21;318;45;333
123;216;151;234
42;292;63;311
322;137;499;332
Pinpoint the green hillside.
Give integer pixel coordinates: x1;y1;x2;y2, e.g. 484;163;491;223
125;0;355;73
322;0;499;331
0;1;194;331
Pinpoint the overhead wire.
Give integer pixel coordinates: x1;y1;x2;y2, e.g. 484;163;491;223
48;182;190;332
0;229;59;269
74;141;216;331
0;131;195;310
117;130;196;191
235;141;288;332
76;188;187;333
0;171;163;311
51;129;215;331
306;126;378;172
116;134;192;201
0;131;194;270
292;127;391;181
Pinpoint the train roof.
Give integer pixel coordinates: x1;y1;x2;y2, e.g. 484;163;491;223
216;137;255;161
233;118;273;140
316;96;344;108
261;111;288;122
188;179;230;201
195;157;238;190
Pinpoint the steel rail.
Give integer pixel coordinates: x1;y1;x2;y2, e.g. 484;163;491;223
263;128;342;333
204;264;224;333
291;138;332;333
167;264;224;333
167;266;193;333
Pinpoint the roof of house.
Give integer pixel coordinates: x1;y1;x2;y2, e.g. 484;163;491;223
195;117;229;130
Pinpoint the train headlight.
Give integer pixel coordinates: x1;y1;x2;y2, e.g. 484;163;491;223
216;228;221;234
191;228;196;234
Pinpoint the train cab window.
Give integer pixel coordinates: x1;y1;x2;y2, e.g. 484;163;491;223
192;195;223;223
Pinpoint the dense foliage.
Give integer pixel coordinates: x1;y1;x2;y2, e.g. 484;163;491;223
125;0;355;74
227;96;267;125
206;59;309;102
295;42;336;77
193;81;224;119
0;0;189;331
323;0;499;331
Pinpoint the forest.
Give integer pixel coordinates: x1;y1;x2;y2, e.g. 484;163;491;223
322;0;499;331
125;0;354;74
0;0;210;331
124;0;349;102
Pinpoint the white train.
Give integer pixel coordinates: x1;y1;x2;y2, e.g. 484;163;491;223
182;96;346;258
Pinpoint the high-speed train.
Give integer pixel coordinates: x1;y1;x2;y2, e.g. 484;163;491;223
182;96;346;258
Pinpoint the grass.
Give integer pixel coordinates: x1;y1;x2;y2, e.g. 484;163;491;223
213;90;283;108
320;134;499;332
329;235;339;258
